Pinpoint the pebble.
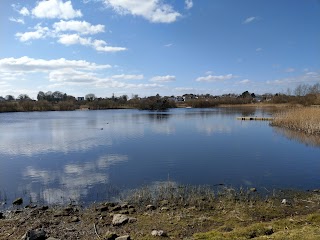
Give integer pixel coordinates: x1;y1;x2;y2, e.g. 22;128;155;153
146;204;156;210
13;197;23;205
151;230;167;237
112;214;129;226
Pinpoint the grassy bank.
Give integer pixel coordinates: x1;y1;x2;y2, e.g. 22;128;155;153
271;107;320;135
1;184;320;239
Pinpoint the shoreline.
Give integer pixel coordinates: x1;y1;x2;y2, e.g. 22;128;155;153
1;186;320;239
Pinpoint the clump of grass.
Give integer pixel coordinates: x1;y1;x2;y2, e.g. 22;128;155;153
271;107;320;135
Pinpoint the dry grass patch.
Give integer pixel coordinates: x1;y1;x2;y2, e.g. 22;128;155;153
271;107;320;135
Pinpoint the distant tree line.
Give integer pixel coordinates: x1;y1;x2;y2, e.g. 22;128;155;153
1;83;320;113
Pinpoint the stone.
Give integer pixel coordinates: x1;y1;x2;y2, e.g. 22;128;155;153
249;188;257;192
13;197;23;205
39;206;48;211
110;205;122;212
0;212;4;219
128;217;137;223
103;232;118;240
313;189;320;193
160;207;169;211
119;210;129;214
46;238;60;240
112;214;129;226
146;204;156;210
21;228;46;240
96;205;109;212
151;230;167;237
281;199;288;205
115;235;131;240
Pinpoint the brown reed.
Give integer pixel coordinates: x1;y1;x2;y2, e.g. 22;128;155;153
271;107;320;135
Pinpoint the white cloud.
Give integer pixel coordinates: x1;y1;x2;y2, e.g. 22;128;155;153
266;71;320;86
239;79;250;84
0;56;111;73
9;17;25;24
103;0;181;23
196;74;234;82
242;16;257;24
256;47;262;52
185;0;193;10
164;43;173;47
16;24;50;42
57;34;127;52
32;0;82;19
53;20;105;35
19;7;30;16
111;74;144;80
150;75;176;82
285;67;295;73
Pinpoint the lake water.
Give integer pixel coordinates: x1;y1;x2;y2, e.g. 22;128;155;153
0;108;320;207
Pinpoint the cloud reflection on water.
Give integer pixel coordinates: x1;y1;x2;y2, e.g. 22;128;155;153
23;154;128;204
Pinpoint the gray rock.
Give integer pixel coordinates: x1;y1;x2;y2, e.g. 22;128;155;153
151;230;167;237
46;238;61;240
249;188;257;192
160;207;169;211
21;228;46;240
146;204;156;210
115;235;131;240
112;214;129;226
13;197;23;205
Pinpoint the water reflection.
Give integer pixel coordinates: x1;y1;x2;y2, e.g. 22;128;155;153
23;154;128;204
274;127;320;148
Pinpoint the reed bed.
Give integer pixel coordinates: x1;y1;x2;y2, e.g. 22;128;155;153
271;107;320;135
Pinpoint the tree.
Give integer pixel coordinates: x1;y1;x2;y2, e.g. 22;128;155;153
17;94;31;101
5;95;15;101
37;91;45;101
85;93;96;101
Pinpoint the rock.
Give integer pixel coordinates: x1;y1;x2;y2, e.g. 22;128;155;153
128;217;137;223
13;197;23;205
128;208;136;214
46;238;61;240
96;205;109;212
112;214;129;226
120;203;128;209
313;189;320;193
39;206;48;211
249;188;257;192
21;228;46;240
53;207;74;217
151;230;167;237
146;204;156;210
103;232;118;240
0;212;4;219
115;235;131;240
160;207;169;211
281;199;288;205
119;210;129;214
110;205;122;212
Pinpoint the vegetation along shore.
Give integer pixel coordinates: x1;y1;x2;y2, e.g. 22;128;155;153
1;184;320;239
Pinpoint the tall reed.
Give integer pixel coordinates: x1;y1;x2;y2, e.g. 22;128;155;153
271;107;320;135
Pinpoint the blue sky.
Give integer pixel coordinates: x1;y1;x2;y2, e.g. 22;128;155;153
0;0;319;99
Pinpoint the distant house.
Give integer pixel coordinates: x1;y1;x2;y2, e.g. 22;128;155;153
77;97;85;101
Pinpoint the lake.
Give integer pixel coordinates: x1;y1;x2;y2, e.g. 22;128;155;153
0;108;320;207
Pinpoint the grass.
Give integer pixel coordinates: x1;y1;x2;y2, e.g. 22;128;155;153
271;107;320;135
1;183;320;239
